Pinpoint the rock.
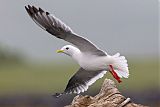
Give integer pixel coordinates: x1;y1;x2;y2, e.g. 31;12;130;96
65;79;149;107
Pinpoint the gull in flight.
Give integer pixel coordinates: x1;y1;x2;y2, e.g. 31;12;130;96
25;5;129;97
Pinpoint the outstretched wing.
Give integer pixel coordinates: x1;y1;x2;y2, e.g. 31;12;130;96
25;5;106;56
54;68;107;97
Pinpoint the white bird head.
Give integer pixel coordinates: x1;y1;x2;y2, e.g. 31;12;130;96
56;45;80;56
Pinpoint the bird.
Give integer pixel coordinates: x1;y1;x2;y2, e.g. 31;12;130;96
25;5;129;97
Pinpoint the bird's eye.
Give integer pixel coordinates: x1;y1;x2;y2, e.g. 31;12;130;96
66;47;69;50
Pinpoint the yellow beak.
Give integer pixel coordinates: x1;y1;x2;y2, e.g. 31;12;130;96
56;50;64;53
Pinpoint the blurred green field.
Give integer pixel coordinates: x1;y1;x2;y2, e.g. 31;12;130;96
0;58;159;96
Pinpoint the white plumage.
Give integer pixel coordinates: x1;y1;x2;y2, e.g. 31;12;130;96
25;5;129;97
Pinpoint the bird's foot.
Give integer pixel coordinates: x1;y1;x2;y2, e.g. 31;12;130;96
109;65;122;83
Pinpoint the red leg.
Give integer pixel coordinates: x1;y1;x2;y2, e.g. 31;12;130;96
109;65;122;83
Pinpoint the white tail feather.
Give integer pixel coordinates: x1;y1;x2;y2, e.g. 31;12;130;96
112;53;129;78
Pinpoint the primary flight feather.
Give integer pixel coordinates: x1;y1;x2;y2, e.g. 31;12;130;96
25;5;129;97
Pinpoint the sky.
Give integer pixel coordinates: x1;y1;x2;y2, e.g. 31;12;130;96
0;0;158;60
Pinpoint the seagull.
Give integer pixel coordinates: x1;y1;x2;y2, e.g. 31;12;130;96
25;5;129;97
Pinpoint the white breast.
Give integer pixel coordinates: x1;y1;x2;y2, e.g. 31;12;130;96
77;54;113;71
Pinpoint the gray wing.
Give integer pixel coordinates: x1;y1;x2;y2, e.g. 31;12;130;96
53;68;107;97
25;5;106;56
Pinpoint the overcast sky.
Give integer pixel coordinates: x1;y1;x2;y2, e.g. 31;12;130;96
0;0;158;60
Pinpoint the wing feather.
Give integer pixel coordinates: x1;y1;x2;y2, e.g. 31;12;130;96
53;68;107;97
25;5;106;56
57;68;107;97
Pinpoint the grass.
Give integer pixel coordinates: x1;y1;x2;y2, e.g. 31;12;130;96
0;58;158;96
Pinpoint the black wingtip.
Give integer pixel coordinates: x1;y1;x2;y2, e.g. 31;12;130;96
39;7;44;13
28;5;31;8
27;5;32;10
25;5;29;11
24;6;27;9
25;5;32;16
46;12;49;15
52;93;64;98
25;5;46;14
32;6;38;13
